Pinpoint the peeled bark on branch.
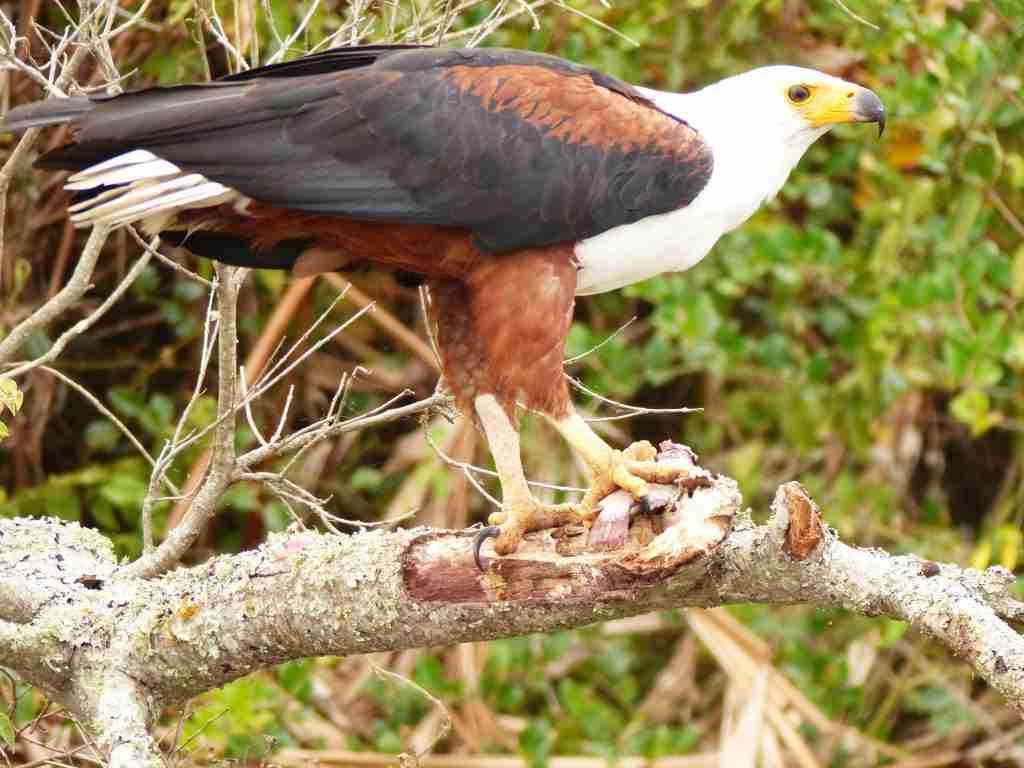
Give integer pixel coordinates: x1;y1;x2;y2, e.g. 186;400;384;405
1;444;1022;766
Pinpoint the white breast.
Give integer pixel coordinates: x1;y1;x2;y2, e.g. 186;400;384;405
573;198;725;295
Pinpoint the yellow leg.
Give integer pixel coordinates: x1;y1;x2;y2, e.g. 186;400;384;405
474;395;578;566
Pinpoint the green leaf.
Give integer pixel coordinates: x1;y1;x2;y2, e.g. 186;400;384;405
108;387;148;421
11;258;31;302
0;378;23;415
276;659;314;702
962;139;1000;184
350;466;383;492
218;483;259;513
1012;244;1024;299
950;388;1001;435
520;719;555;768
0;710;14;747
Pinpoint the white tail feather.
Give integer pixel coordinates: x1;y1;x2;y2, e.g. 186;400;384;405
76;182;233;227
66;151;238;228
72;174;209;219
67;149;158;179
67;185;127;213
66;158;182;190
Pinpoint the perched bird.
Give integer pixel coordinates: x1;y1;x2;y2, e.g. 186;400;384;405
1;45;884;567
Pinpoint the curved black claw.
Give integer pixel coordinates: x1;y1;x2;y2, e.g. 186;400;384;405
636;493;652;516
473;525;501;571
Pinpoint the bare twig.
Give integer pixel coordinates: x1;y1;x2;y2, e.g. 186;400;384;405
565;374;702;422
157;291;369;470
563;316;638;365
164;276;316;530
127;226;213;287
372;663;452;765
38;365;170;485
0;222;110;364
3;236;154;379
264;0;324;63
323;273;438;371
141;279;220;551
238;471;417;531
121;266;246;579
238;391;446;470
196;1;248;73
987;187;1024;240
830;0;880;30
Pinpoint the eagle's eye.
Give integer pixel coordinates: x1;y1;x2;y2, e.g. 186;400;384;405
787;85;811;103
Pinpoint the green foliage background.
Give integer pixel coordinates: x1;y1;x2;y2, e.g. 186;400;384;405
1;0;1023;763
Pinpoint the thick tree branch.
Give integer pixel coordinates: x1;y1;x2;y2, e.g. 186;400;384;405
0;619;71;691
89;674;163;768
0;515;117;623
121;265;245;579
2;445;1022;768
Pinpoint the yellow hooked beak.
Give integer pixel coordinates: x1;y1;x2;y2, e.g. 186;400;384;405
798;84;886;137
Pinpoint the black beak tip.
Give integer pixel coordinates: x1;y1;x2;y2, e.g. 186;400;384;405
854;88;886;138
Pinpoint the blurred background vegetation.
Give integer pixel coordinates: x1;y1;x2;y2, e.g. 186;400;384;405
1;0;1023;765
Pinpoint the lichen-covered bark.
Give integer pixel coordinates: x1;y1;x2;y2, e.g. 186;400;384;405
1;455;1022;766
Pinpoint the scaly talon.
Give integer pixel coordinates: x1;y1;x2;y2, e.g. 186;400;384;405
473;526;501;570
474;497;581;569
623;440;657;462
612;455;650;499
636;493;652;516
622;456;695;485
578;440;660;513
576;439;694;520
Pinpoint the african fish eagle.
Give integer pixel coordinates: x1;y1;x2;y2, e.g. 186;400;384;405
1;45;885;567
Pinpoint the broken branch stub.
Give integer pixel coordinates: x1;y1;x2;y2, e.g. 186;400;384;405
775;481;825;560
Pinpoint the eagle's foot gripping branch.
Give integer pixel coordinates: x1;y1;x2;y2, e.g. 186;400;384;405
474;442;715;571
577;439;701;513
474;498;582;569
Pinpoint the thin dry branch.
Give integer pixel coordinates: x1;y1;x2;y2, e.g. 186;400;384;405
323;273;438;371
0;1;121;287
0;224;111;365
164;275;316;530
3;237;154;379
120;265;245;579
38;365;165;482
235;391;446;471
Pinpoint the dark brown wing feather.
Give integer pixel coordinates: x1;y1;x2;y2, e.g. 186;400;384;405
27;46;714;253
216;44;427;81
